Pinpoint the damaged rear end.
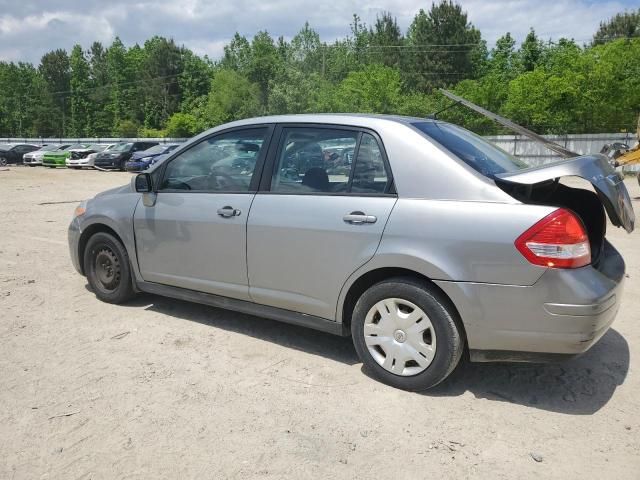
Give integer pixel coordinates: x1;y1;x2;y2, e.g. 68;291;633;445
412;119;635;361
495;154;635;267
477;154;635;360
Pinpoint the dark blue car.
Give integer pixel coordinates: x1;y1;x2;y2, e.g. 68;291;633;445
124;143;181;172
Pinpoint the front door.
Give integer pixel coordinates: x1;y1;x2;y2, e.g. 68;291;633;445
247;126;397;319
134;126;272;301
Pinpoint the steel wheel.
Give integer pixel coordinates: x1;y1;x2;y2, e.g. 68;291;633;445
363;297;436;376
94;247;121;292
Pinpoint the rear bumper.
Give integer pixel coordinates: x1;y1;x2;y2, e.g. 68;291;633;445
435;240;625;361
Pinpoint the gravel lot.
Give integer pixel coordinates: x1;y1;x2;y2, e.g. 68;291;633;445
1;166;639;479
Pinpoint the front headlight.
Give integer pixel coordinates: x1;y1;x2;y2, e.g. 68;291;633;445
74;200;87;218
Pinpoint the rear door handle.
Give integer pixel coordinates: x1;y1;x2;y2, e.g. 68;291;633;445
217;206;241;218
343;211;377;224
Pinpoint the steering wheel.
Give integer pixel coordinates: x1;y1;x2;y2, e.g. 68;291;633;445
211;173;242;190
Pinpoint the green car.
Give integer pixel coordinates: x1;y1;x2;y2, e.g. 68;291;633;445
42;144;88;168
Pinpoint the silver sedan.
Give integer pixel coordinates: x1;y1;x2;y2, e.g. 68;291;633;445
68;114;635;390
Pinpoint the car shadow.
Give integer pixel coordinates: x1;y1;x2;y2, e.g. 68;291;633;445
108;289;629;415
118;291;360;366
425;328;629;415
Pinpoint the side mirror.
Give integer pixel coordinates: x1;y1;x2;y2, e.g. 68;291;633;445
135;173;153;193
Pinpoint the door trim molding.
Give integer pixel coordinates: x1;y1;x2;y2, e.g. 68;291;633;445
136;280;349;337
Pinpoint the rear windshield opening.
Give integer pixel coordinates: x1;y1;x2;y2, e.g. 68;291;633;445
412;121;530;177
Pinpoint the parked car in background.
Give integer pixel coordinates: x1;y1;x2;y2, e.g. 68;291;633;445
125;143;181;172
66;144;110;169
0;143;40;166
43;144;88;168
83;144;117;169
93;141;158;171
23;144;70;166
68;114;635;391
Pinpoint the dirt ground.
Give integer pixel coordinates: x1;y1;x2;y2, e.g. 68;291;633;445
1;165;639;479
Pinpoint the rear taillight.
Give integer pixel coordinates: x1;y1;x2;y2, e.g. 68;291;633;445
515;208;591;269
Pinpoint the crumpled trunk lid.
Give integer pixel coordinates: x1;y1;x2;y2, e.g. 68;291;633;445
496;154;635;233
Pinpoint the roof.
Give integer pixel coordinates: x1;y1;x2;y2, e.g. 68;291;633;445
193;113;439;142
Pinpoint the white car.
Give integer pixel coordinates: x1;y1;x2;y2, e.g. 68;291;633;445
66;144;113;169
23;144;69;166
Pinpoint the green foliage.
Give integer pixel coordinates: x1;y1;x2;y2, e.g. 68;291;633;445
405;1;483;92
333;64;401;113
164;112;199;137
195;69;261;128
593;9;640;45
114;119;140;137
138;126;166;138
0;4;638;138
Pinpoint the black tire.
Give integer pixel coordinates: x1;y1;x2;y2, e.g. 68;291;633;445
351;277;464;391
84;232;135;304
0;157;7;166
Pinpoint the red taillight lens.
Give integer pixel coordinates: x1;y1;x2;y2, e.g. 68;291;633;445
515;208;591;268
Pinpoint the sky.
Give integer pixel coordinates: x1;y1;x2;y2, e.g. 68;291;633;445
0;0;637;64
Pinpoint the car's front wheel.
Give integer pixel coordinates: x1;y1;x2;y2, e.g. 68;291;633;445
84;232;135;304
351;278;464;391
0;157;7;166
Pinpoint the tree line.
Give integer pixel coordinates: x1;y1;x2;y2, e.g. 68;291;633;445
0;2;638;138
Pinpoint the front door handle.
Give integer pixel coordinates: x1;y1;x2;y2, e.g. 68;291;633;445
343;211;377;224
217;206;241;218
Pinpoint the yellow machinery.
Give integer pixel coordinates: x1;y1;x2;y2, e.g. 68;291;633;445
607;117;640;168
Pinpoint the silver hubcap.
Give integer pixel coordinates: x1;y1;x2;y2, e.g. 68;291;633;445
364;298;436;376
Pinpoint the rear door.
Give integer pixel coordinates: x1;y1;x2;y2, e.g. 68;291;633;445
246;125;397;320
134;126;273;300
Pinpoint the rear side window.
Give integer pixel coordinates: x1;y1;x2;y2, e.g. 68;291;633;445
270;127;391;195
412;121;528;177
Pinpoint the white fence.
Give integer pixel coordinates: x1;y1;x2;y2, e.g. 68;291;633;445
0;137;187;144
485;132;639;172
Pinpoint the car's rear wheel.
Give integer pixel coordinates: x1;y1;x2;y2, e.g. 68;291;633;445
351;277;464;391
0;157;7;166
84;232;135;304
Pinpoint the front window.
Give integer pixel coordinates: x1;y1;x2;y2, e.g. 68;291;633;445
160;128;268;192
412;121;529;177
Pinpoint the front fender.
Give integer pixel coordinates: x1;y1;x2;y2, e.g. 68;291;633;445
77;191;142;280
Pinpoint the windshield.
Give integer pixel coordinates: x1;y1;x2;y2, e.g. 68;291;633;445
87;144;106;151
39;144;61;151
65;144;86;150
140;145;168;155
0;144;13;150
412;121;530;177
112;143;133;152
